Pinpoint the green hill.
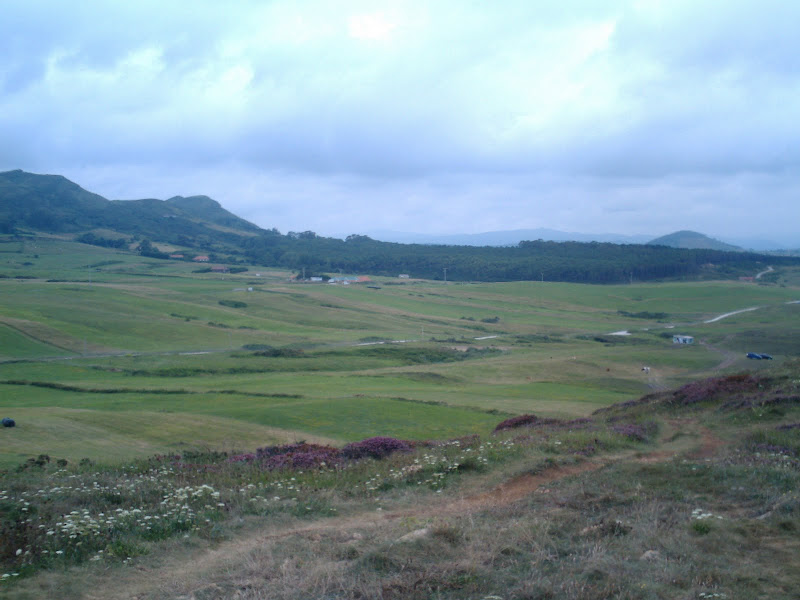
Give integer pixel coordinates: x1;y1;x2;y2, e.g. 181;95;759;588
0;170;260;251
3;170;798;283
648;230;742;251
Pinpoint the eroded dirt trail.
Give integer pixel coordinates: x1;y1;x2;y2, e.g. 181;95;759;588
699;336;741;372
67;424;728;600
446;461;607;512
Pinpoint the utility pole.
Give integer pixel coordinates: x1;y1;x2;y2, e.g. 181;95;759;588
443;267;447;283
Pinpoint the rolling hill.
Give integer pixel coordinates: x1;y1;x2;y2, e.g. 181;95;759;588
648;230;742;252
2;170;798;283
0;170;260;250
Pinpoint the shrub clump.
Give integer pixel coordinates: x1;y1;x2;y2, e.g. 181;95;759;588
253;348;305;358
671;374;763;405
493;414;593;432
255;443;342;470
777;422;800;431
342;437;412;460
494;414;542;432
219;299;247;309
228;437;415;470
610;422;656;442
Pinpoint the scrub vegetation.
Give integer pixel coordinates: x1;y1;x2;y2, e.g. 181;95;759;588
1;367;799;599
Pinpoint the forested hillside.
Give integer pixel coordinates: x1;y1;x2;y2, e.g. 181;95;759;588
242;233;792;283
3;169;798;283
0;170;260;251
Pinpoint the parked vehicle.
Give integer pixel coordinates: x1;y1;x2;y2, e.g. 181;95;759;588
758;354;773;360
746;352;762;359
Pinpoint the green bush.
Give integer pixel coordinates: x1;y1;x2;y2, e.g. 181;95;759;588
219;299;247;308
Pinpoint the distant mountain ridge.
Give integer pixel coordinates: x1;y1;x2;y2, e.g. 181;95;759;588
360;228;795;251
647;230;743;252
3;169;799;283
361;228;654;246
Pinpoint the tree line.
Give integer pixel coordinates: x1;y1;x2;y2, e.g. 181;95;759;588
240;232;797;284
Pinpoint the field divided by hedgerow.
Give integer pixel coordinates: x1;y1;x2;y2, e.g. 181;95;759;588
1;237;799;468
2;363;799;599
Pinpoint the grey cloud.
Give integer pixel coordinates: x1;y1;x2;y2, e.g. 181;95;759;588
1;1;798;243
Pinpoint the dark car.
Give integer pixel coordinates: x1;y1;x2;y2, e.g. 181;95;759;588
746;352;762;359
758;354;773;360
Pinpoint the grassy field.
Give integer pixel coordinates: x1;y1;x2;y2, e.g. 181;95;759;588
2;235;800;598
1;236;799;467
1;362;798;599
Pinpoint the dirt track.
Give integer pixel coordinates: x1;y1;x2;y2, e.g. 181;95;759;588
72;420;726;600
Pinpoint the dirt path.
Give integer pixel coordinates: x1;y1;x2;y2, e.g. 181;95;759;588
699;337;741;372
39;424;728;600
85;461;611;600
645;369;668;391
755;266;774;280
687;426;726;459
703;306;762;324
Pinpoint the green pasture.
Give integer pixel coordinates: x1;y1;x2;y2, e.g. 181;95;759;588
0;407;337;467
0;383;500;468
0;324;72;358
1;237;798;467
688;302;800;356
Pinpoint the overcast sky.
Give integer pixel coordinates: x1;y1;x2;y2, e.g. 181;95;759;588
2;0;799;245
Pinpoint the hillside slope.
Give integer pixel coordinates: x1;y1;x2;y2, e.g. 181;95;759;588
3;170;799;283
649;230;742;251
2;365;799;599
0;170;260;248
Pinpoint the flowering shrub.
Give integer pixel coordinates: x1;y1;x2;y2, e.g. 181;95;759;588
494;415;593;432
0;468;225;577
227;453;257;463
342;437;412;460
424;434;481;448
611;422;655;442
751;443;797;457
776;422;800;431
255;443;342;470
365;437;519;493
494;414;542;431
672;374;762;405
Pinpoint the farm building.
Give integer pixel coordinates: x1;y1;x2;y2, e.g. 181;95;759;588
329;276;371;284
673;335;694;344
193;255;210;262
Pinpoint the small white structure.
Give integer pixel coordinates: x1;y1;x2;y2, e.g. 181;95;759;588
673;335;694;344
398;274;410;278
